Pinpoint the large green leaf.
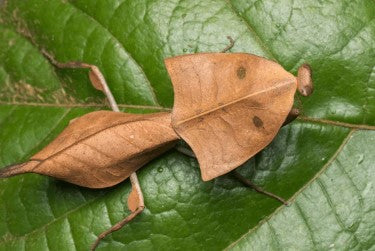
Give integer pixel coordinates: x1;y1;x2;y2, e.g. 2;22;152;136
0;0;374;250
228;130;375;250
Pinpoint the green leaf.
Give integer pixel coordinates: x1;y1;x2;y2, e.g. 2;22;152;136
228;130;375;250
0;0;374;250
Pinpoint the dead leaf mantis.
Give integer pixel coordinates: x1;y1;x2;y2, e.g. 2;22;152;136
0;37;313;250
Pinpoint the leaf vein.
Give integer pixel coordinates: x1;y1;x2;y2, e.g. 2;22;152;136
316;178;363;249
0;195;105;245
66;217;78;251
298;116;375;130
0;101;170;111
266;221;281;249
336;158;364;207
224;0;276;60
294;201;318;248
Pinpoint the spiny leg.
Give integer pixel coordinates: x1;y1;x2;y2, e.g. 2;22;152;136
236;75;311;204
232;107;300;205
242;65;313;204
42;50;145;250
233;106;302;204
42;49;119;111
91;174;145;250
176;146;288;205
230;170;288;205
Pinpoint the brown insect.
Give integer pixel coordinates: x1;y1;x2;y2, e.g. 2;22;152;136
0;44;313;250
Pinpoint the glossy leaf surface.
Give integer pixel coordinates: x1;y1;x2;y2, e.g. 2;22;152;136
0;0;374;250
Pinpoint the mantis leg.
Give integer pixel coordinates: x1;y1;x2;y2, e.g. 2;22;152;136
230;106;301;205
90;174;145;250
228;107;302;205
282;108;300;126
176;146;288;205
232;107;301;205
43;50;145;250
42;50;119;111
230;170;288;205
221;36;235;53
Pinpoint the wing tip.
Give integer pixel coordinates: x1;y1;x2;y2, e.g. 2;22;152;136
199;161;233;182
0;161;36;178
201;172;212;182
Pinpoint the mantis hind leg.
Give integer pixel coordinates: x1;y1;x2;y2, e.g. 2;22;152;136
235;106;303;205
230;170;288;205
233;106;302;205
43;50;146;250
90;174;145;250
176;146;289;205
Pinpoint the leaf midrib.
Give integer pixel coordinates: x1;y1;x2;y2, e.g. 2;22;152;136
0;193;103;244
0;101;169;111
29;116;176;174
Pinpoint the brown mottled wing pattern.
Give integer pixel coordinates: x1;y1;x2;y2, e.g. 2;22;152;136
15;111;179;188
165;53;297;181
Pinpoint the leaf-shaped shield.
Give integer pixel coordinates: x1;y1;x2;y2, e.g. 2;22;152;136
165;53;297;181
0;111;179;188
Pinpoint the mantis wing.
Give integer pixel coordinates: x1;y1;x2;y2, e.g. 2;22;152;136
0;111;179;188
165;53;297;181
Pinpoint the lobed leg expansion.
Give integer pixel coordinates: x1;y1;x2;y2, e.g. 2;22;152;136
42;49;119;111
43;50;145;250
90;174;145;250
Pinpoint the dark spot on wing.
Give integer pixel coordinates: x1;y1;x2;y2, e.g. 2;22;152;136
248;100;262;107
237;66;246;79
253;116;263;128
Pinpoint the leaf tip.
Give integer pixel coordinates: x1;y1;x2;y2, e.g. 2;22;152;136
0;161;37;178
